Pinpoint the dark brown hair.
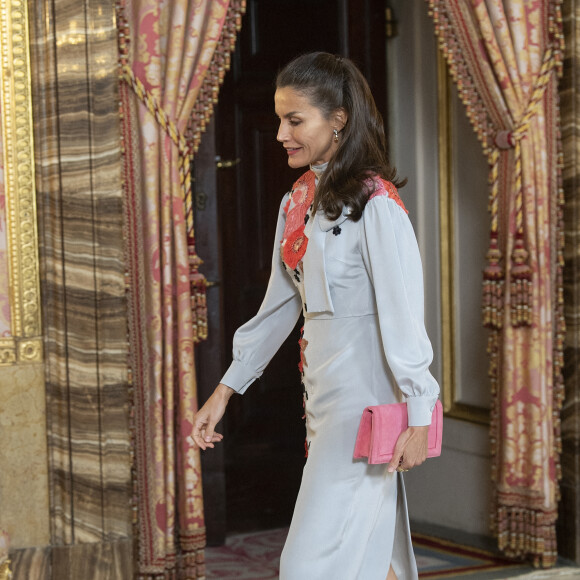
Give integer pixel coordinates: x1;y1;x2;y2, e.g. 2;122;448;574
276;52;406;221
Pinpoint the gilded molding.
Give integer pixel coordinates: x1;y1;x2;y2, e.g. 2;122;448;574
0;0;42;365
0;560;12;580
437;52;489;425
437;51;454;415
0;339;16;364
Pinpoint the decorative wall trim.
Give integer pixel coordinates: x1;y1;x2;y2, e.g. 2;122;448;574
438;51;489;425
0;0;41;365
0;560;11;580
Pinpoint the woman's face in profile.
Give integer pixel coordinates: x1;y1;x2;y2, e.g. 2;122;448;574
275;87;340;168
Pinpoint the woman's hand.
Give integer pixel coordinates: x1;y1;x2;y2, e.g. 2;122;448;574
192;383;235;450
387;425;430;473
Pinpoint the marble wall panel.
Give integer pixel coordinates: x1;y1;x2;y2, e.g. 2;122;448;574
29;0;132;554
0;364;50;548
559;0;580;564
10;546;51;580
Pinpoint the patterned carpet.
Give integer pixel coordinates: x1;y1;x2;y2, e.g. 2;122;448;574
413;533;532;579
206;528;285;579
204;527;579;579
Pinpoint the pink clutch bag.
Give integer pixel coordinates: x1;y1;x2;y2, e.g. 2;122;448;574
353;400;443;464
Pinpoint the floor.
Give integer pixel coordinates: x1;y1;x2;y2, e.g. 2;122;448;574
204;527;580;579
511;571;580;579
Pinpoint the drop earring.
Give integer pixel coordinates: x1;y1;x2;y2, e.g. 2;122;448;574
333;129;339;143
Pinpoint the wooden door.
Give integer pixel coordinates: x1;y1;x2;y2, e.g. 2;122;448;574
205;0;389;538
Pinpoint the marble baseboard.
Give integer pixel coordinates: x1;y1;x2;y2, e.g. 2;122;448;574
51;540;134;580
10;540;134;580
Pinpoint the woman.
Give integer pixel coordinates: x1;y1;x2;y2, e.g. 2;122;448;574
192;52;440;580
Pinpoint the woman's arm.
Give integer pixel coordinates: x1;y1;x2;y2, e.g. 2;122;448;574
360;192;440;471
192;383;233;450
192;193;302;448
220;193;302;393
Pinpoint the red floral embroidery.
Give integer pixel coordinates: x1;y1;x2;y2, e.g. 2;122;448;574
281;171;316;269
283;225;308;270
298;325;306;374
291;181;310;206
284;175;315;235
299;336;308;370
368;178;408;214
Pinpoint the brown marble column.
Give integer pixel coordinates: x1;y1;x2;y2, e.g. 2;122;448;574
559;0;580;564
25;0;133;576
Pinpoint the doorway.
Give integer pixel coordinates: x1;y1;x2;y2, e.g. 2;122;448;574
198;0;390;541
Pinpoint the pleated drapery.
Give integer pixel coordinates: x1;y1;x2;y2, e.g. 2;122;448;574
428;0;565;567
117;0;245;577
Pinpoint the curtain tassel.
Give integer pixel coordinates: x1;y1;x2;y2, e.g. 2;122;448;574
482;233;504;330
189;246;208;343
509;234;533;327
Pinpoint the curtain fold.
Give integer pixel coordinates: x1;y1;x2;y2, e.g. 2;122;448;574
428;0;564;567
117;1;245;577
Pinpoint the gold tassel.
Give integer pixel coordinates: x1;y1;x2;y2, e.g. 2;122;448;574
189;250;208;343
509;235;533;327
482;233;504;330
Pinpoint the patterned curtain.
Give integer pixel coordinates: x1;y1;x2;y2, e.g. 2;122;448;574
117;0;245;577
428;0;565;567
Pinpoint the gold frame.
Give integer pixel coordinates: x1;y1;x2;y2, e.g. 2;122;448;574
438;52;489;425
0;0;42;365
0;559;11;580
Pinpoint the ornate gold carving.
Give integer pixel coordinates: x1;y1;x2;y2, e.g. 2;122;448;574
0;559;12;580
18;338;42;362
438;52;488;425
0;529;11;580
0;339;16;364
0;0;42;365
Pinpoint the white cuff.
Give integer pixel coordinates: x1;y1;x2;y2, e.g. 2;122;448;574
406;396;439;426
220;360;260;394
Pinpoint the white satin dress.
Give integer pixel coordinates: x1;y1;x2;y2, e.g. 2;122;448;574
220;164;440;580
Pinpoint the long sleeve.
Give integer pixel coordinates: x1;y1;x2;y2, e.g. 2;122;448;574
360;195;440;426
220;194;302;394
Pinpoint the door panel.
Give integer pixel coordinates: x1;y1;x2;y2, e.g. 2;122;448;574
213;0;388;534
